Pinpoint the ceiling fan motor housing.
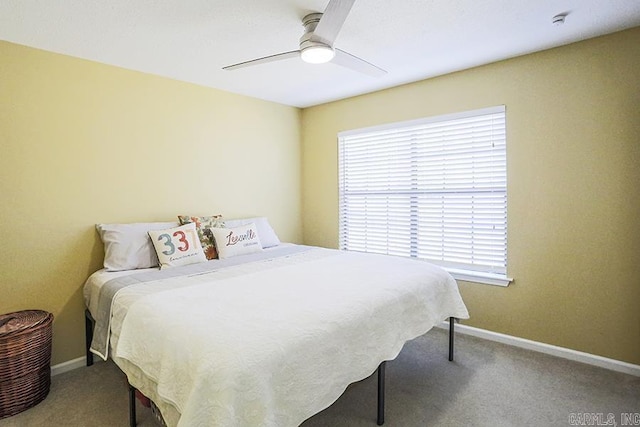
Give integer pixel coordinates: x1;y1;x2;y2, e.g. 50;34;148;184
302;13;322;35
300;13;330;49
300;12;335;63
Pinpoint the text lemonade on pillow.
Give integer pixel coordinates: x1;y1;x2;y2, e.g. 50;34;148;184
225;228;259;248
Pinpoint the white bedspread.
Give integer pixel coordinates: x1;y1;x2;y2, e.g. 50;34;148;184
111;247;469;427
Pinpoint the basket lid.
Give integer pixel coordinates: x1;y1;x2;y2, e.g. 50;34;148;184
0;310;52;336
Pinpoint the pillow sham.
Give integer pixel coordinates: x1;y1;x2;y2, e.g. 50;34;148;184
210;223;263;259
97;221;179;271
148;222;207;270
223;217;280;248
178;215;224;260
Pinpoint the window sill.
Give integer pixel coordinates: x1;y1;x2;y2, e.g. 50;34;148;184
445;268;513;287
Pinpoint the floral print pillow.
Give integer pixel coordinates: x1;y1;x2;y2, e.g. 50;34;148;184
177;215;225;260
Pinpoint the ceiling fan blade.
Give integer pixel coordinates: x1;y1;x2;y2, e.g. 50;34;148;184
333;49;386;77
223;50;300;71
314;0;356;45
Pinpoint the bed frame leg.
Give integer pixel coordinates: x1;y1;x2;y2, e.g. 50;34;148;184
85;309;94;366
448;317;455;362
129;384;137;427
377;361;386;425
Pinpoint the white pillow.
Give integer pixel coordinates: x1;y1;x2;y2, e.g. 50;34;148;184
97;222;179;271
223;217;280;248
210;223;263;259
148;222;208;270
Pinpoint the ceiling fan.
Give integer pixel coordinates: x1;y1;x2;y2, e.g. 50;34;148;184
222;0;386;77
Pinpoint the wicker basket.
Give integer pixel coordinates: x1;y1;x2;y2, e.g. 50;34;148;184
0;310;53;419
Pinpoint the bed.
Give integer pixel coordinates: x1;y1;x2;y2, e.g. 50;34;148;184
83;219;469;427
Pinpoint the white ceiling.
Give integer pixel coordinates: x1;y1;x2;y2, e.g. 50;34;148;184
2;1;640;108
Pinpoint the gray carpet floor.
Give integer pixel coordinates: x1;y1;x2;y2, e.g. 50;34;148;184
1;328;638;426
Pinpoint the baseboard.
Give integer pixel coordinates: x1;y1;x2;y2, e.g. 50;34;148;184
51;325;640;378
439;321;640;377
51;356;89;376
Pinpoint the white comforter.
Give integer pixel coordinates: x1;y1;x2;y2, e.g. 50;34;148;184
110;247;469;427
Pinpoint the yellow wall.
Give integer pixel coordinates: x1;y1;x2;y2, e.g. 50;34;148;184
301;28;640;364
0;41;302;364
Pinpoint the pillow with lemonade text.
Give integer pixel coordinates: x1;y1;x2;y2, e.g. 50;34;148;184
211;223;263;259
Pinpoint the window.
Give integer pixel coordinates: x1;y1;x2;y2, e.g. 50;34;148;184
338;106;511;286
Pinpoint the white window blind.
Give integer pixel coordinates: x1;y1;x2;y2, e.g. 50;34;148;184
338;106;509;285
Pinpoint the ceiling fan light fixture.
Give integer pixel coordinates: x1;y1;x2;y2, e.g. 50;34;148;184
301;44;335;64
